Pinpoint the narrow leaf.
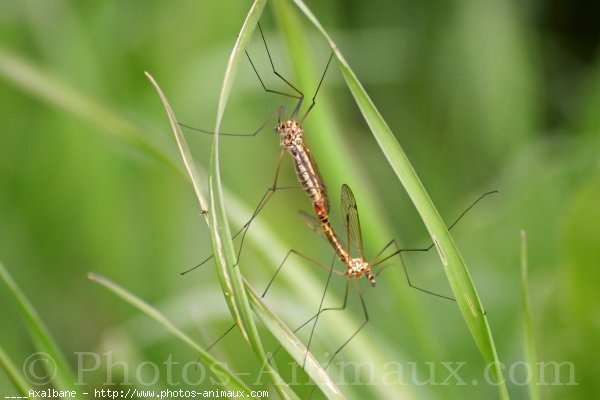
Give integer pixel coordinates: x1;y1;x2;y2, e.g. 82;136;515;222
0;262;83;398
520;231;540;400
145;72;208;214
88;273;251;393
291;1;509;398
0;47;178;170
245;281;344;400
0;345;32;396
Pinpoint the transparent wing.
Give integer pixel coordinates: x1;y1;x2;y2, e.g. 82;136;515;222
298;210;325;236
340;184;365;258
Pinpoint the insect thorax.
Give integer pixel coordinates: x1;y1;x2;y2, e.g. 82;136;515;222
275;120;304;148
347;257;376;285
347;257;368;277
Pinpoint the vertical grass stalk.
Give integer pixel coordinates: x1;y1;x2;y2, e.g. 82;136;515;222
520;230;540;400
291;1;510;398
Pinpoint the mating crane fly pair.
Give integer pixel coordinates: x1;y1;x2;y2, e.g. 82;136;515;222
181;23;389;288
179;22;495;365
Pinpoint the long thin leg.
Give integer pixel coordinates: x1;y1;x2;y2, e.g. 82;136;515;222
322;279;369;370
303;252;337;367
205;248;343;353
376;191;499;263
251;23;303;101
298;52;334;125
306;279;369;399
181;151;295;275
372;239;454;300
178;106;279;137
369;191;499;294
206;324;236;352
246;23;304;120
181;23;304;138
262;249;343;298
267;277;350;364
249;23;333;122
233;151;287;267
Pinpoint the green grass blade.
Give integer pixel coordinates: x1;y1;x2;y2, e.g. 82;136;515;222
271;0;445;372
147;66;299;396
0;345;32;396
209;0;263;352
144;1;298;397
88;273;251;393
145;4;307;396
520;231;539;400
0;47;179;171
209;2;302;398
292;1;509;398
244;281;344;400
145;72;208;214
0;262;83;398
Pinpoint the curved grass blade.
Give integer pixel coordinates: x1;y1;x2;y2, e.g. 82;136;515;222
520;231;540;400
176;0;300;398
267;4;432;398
209;18;303;400
0;345;32;396
145;72;208;214
209;0;266;348
244;281;344;400
146;5;302;396
0;262;83;398
88;273;251;393
290;1;510;398
0;47;179;171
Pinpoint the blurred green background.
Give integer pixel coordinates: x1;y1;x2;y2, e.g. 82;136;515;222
0;0;598;398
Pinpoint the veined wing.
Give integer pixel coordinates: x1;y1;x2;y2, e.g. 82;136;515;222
298;210;325;236
341;184;365;259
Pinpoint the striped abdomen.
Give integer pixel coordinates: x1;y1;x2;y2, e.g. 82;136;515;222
289;145;350;264
289;144;328;212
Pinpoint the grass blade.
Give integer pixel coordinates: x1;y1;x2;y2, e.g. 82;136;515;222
271;0;442;370
244;281;345;399
88;273;251;393
520;231;539;400
0;47;179;171
145;71;208;214
208;1;303;398
0;262;83;398
145;0;301;397
291;1;509;398
0;345;32;396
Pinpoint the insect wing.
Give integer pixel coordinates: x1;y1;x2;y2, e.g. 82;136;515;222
298;210;325;236
341;184;365;259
